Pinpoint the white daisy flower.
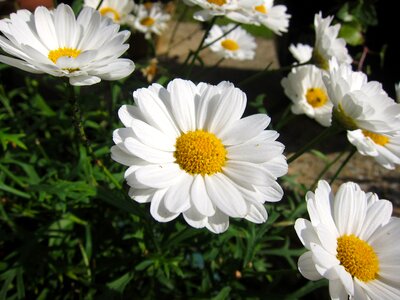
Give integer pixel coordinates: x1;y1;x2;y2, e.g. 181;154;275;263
281;65;332;127
183;0;241;22
312;12;352;70
229;0;290;35
0;4;135;86
347;129;400;170
295;180;400;300
323;59;400;133
131;3;171;40
84;0;135;26
204;24;256;60
111;79;288;234
289;43;313;64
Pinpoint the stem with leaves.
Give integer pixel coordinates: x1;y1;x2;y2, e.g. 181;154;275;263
66;82;122;189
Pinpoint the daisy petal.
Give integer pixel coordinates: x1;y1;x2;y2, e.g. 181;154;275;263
205;173;247;218
298;251;324;280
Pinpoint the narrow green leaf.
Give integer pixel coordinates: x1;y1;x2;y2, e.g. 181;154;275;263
212;286;231;300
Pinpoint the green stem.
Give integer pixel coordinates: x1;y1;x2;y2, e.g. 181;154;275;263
67;83;122;189
238;62;310;88
329;147;357;185
287;125;342;164
310;150;346;191
274;105;296;131
184;17;218;77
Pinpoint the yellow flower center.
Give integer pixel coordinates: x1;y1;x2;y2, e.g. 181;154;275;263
255;5;267;14
48;47;81;64
305;88;328;108
207;0;226;6
362;130;389;146
140;17;155;27
99;7;121;21
221;39;239;51
312;50;329;70
333;104;358;130
174;130;227;176
336;234;379;282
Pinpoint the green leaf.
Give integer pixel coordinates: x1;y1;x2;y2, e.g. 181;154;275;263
106;272;133;293
339;22;364;46
0;129;27;151
135;260;154;271
0;182;31;199
212;287;231;300
337;2;354;22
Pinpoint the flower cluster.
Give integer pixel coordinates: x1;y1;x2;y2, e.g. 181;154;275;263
0;2;398;299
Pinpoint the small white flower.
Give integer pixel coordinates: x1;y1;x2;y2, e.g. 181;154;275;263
111;79;288;233
131;3;170;40
295;180;400;300
0;4;135;86
205;24;256;60
323;59;400;133
289;43;313;64
281;65;332;127
230;0;290;35
347;129;400;170
84;0;135;25
312;12;352;70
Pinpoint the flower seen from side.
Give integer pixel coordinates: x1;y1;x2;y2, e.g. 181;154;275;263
347;129;400;170
131;3;171;40
111;79;288;233
231;0;290;35
312;12;352;70
205;24;256;61
0;4;135;86
84;0;135;25
323;59;400;133
281;65;332;127
183;0;241;22
295;180;400;299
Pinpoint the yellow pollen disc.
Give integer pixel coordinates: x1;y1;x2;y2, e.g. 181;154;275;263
221;39;239;51
207;0;226;6
336;234;379;282
255;5;267;14
99;7;121;21
305;87;328;108
362;130;389;146
333;104;358;130
48;47;81;64
140;17;155;27
174;130;227;176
